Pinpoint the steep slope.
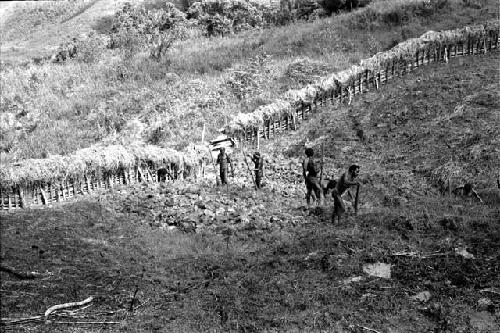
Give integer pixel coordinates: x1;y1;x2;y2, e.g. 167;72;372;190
0;0;144;63
1;52;499;332
268;50;500;205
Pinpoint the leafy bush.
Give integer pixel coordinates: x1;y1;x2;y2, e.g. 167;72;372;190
75;33;111;64
292;0;325;21
346;0;450;29
225;54;269;100
187;0;264;36
322;0;372;15
109;2;188;53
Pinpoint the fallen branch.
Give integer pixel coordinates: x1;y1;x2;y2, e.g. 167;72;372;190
0;264;43;279
59;304;92;315
480;288;500;296
133;298;151;311
355;324;382;333
391;251;451;259
1;315;42;325
50;321;120;325
45;296;93;319
391;251;420;257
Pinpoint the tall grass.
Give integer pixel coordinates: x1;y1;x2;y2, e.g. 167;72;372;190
1;0;497;161
0;1;93;41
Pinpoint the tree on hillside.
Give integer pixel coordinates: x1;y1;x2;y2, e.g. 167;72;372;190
109;2;188;58
321;0;370;14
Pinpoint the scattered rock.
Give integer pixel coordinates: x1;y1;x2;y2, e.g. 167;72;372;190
362;262;392;279
270;216;282;224
343;276;364;285
455;247;475;259
410;291;432;303
477;298;493;311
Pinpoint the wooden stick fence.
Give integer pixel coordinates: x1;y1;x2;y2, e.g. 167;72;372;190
0;162;188;210
230;34;499;147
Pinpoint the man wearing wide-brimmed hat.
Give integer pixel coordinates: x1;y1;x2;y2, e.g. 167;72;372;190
216;147;233;185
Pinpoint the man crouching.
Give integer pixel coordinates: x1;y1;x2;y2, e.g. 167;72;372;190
331;165;360;223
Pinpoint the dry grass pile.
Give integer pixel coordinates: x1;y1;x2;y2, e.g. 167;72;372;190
283;57;332;86
0;144;198;190
224;20;500;135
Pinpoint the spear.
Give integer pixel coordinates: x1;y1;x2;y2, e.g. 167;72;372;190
207;146;220;186
319;142;325;205
354;183;360;215
241;148;257;190
319;142;324;184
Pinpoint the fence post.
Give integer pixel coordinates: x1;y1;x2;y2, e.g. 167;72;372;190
19;187;26;208
256;127;260;150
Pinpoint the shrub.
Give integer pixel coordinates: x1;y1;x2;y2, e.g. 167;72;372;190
109;2;188;54
225;54;269;100
186;0;265;36
293;0;324;20
75;33;111;64
322;0;372;15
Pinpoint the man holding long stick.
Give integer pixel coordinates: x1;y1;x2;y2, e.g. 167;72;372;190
241;149;256;189
250;151;264;189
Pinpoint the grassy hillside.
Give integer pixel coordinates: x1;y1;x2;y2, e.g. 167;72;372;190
1;48;499;332
0;0;146;62
1;0;498;163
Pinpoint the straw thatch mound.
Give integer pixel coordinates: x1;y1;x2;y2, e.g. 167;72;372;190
224;20;500;134
0;144;199;190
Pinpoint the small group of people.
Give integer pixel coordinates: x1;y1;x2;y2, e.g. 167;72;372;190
215;146;359;222
215;148;264;188
216;146;486;223
302;147;360;223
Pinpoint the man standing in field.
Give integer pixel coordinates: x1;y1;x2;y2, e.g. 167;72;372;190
250;151;265;189
302;148;323;206
216;147;233;186
331;164;360;223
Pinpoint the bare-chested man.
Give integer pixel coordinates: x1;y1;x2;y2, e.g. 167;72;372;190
249;151;264;189
302;148;323;206
331;165;360;223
